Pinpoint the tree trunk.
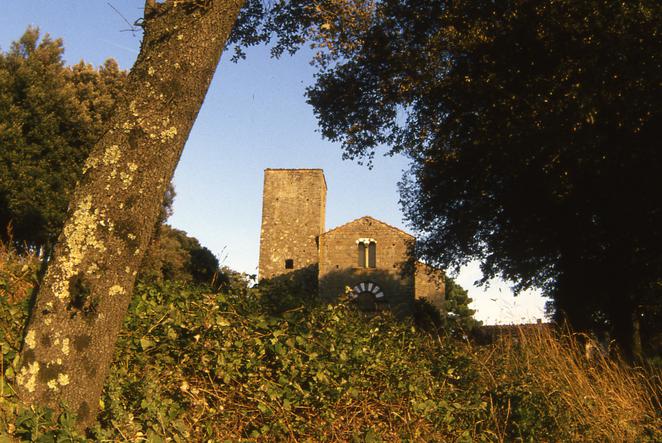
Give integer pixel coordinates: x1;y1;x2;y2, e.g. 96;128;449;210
632;307;643;360
16;0;245;427
608;291;643;362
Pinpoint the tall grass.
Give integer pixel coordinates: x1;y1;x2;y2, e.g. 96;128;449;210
474;324;661;442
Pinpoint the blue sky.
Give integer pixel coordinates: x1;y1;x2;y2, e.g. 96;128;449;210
1;1;549;324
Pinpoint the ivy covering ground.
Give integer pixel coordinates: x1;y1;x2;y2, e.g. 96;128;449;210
1;278;660;441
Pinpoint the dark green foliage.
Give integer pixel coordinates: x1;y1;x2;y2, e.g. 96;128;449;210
12;407;85;442
232;0;662;357
443;277;480;334
139;224;222;287
0;27;126;253
2;281;491;440
412;298;444;332
490;379;571;441
1;294;28;377
188;246;219;283
1;279;659;440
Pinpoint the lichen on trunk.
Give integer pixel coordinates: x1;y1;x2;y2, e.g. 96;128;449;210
15;0;245;428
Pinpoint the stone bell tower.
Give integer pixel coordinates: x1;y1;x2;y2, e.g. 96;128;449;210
258;169;326;280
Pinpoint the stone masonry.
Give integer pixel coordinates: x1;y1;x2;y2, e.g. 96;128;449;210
319;216;415;315
258;169;326;280
414;262;446;310
258;169;444;313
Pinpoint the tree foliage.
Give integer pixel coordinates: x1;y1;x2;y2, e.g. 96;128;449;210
232;0;661;357
443;276;479;333
140;224;221;287
0;27;126;252
414;274;479;337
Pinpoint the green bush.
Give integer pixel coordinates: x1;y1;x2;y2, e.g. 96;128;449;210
93;281;492;440
1;277;659;441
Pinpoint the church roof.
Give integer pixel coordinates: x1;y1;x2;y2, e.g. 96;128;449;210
321;215;415;239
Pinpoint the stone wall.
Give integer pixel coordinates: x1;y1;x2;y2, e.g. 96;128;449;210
414;262;446;310
258;169;326;280
319;216;414;316
258;169;448;318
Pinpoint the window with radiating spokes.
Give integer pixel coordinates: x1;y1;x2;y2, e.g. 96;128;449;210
349;281;385;311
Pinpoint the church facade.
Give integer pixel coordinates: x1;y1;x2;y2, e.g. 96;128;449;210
258;169;444;314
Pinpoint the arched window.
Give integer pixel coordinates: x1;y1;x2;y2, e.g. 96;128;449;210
358;242;366;267
356;238;377;268
368;242;376;268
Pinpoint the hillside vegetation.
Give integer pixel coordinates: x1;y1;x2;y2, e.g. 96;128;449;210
1;244;659;442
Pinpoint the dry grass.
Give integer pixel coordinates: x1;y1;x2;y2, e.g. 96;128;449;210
474;324;661;442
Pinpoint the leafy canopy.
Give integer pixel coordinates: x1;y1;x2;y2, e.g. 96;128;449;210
231;0;662;354
0;27;126;252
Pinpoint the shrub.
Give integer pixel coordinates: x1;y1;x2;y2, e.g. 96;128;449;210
89;281;490;441
1;255;659;441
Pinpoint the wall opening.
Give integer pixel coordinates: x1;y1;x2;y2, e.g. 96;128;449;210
358;243;366;267
350;281;385;311
357;292;376;311
368;242;376;268
357;238;377;268
285;259;294;269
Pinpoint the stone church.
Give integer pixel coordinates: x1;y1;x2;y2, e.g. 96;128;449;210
258;169;445;314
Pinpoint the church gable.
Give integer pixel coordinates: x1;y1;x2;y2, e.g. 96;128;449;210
319;216;414;272
319;216;415;316
321;216;414;240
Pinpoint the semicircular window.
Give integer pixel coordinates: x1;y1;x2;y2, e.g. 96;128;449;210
349;281;385;311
